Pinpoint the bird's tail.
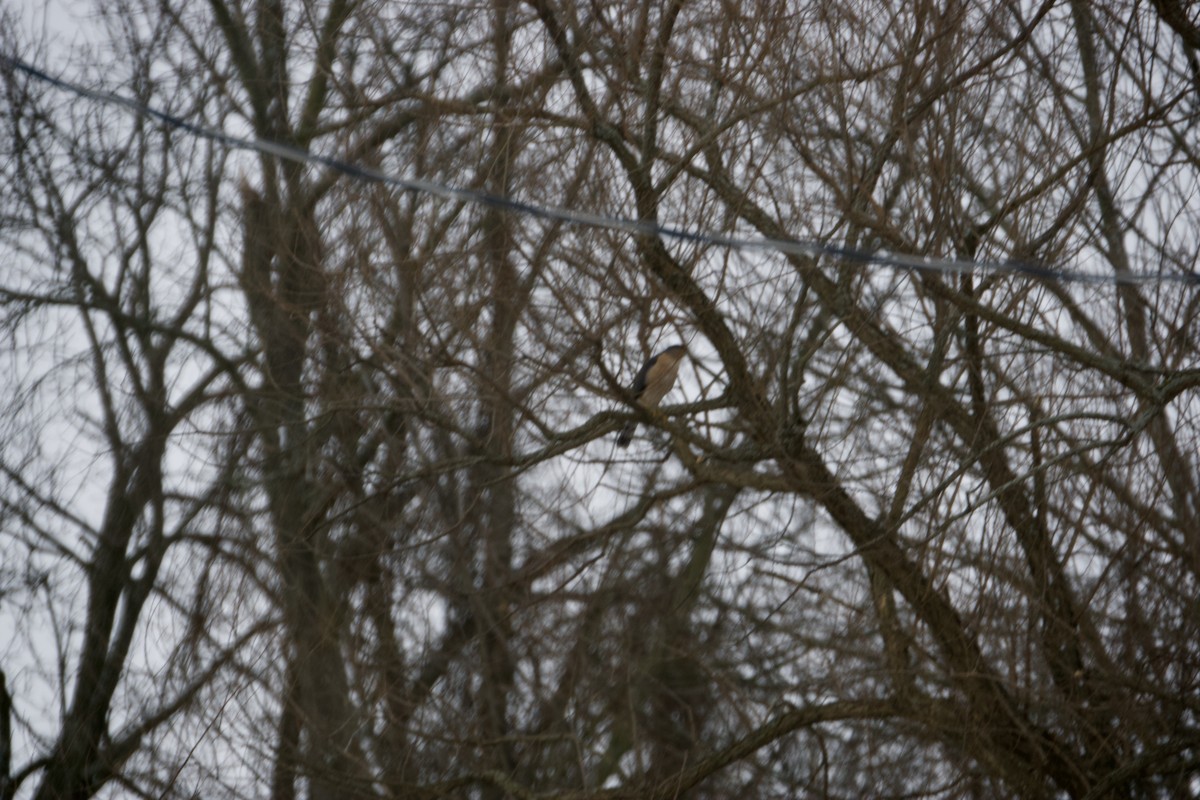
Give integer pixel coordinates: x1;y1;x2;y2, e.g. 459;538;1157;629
616;421;636;447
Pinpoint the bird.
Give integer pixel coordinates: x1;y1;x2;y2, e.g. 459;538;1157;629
616;343;688;447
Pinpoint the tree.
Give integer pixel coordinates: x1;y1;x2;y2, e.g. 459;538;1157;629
3;0;1199;798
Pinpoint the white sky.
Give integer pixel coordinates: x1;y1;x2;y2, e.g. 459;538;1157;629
18;0;84;34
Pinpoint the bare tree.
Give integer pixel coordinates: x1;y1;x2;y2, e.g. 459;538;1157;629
3;1;1200;798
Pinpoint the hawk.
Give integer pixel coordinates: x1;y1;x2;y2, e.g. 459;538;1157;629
616;344;688;447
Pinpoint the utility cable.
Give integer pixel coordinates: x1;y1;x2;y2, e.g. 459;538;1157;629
3;53;1197;287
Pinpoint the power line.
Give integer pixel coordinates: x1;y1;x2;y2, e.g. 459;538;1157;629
3;53;1198;288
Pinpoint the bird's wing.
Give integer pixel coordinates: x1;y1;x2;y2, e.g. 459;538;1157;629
630;354;659;397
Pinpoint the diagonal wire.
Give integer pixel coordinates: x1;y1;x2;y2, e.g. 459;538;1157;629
3;52;1198;287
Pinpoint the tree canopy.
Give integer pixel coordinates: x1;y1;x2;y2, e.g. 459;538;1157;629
2;1;1200;798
